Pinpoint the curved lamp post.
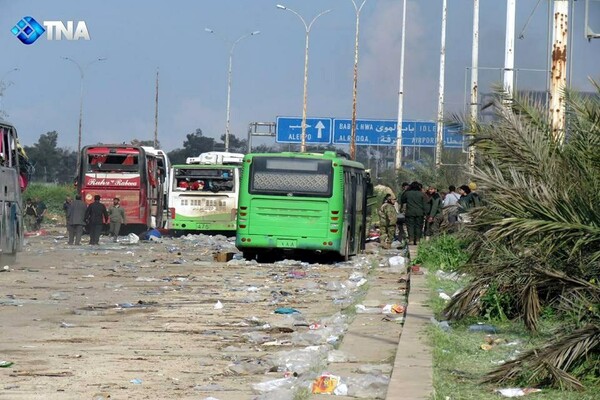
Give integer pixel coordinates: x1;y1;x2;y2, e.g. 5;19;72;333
62;56;107;156
277;4;331;152
206;28;260;152
350;0;367;160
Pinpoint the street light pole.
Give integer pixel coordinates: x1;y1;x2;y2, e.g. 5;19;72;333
62;57;107;157
277;4;331;153
206;29;260;152
0;68;19;117
395;0;407;171
350;0;367;161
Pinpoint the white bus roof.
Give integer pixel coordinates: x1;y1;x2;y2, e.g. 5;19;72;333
186;151;244;165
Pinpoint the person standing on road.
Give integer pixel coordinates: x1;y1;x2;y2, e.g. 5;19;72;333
424;186;443;240
396;182;410;241
107;197;126;242
67;195;87;245
401;181;428;246
378;193;397;249
34;197;47;230
24;198;38;232
85;195;108;245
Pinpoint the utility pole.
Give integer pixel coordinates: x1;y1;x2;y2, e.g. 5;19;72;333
154;68;159;148
435;0;447;168
504;0;516;100
550;0;568;143
395;0;408;171
468;0;479;174
349;0;367;160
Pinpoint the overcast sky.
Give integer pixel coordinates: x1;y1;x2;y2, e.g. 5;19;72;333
1;0;599;151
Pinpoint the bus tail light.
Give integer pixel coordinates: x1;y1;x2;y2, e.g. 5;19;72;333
331;210;339;215
328;241;333;246
240;212;247;216
239;224;247;229
240;206;247;210
331;217;339;221
169;208;176;219
330;229;338;233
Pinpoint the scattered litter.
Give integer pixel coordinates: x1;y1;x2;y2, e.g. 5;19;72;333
438;292;451;301
274;307;300;314
0;361;14;368
129;378;143;385
430;317;452;331
496;388;542;397
312;373;341;394
127;233;140;244
355;304;381;314
1;266;9;272
214;301;224;310
468;323;498;333
60;322;76;328
382;304;405;314
252;377;296;394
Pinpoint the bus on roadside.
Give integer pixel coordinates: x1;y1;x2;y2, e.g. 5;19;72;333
167;151;244;235
236;151;372;261
76;144;166;233
0;120;27;262
142;146;170;226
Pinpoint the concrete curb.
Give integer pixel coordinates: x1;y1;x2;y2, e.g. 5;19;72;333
386;260;433;399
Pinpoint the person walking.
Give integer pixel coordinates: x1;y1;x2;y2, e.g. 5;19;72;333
107;197;126;242
85;195;108;245
424;186;443;240
24;198;38;232
401;181;428;245
378;193;397;249
67;195;87;245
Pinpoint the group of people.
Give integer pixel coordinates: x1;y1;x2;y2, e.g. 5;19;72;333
62;195;126;245
378;181;482;249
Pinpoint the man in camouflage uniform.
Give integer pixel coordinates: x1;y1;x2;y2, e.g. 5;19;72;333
378;194;397;249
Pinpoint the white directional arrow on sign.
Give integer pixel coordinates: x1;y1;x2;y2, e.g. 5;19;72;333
315;120;325;139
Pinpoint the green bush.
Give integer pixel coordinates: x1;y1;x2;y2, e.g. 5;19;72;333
413;234;469;271
23;183;77;215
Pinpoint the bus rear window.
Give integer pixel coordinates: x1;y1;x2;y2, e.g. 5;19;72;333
87;153;140;172
250;157;332;197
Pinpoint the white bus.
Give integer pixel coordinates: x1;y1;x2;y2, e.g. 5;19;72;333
167;152;244;234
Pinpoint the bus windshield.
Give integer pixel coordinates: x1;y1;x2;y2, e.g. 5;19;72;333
173;167;235;193
249;156;332;197
86;151;140;173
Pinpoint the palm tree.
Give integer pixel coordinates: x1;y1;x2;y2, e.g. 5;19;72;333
443;83;600;388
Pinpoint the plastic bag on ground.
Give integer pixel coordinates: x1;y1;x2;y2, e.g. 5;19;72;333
496;388;542;397
387;256;406;270
266;346;328;375
127;233;139;244
252;377;296;394
346;374;390;399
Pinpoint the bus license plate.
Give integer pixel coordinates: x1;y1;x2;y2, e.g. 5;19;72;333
277;239;297;248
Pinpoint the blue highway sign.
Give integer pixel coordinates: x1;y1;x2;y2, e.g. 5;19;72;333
276;117;333;144
332;118;463;148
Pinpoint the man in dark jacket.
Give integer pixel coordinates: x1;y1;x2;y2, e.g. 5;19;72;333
67;195;87;245
85;195;108;245
424;186;443;239
401;181;428;245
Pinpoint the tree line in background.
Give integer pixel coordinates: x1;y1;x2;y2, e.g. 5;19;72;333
23;127;469;189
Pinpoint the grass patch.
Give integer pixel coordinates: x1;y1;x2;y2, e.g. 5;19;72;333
428;271;600;399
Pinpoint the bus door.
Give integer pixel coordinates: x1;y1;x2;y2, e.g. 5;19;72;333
344;170;358;253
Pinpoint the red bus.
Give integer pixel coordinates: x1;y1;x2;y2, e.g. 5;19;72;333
76;145;165;232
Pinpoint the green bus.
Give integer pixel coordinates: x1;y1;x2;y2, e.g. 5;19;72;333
236;151;372;261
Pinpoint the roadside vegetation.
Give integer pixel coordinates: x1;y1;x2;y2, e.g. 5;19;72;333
23;183;76;223
420;84;600;398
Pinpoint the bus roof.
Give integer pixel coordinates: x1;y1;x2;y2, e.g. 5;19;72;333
244;151;366;169
83;145;143;155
